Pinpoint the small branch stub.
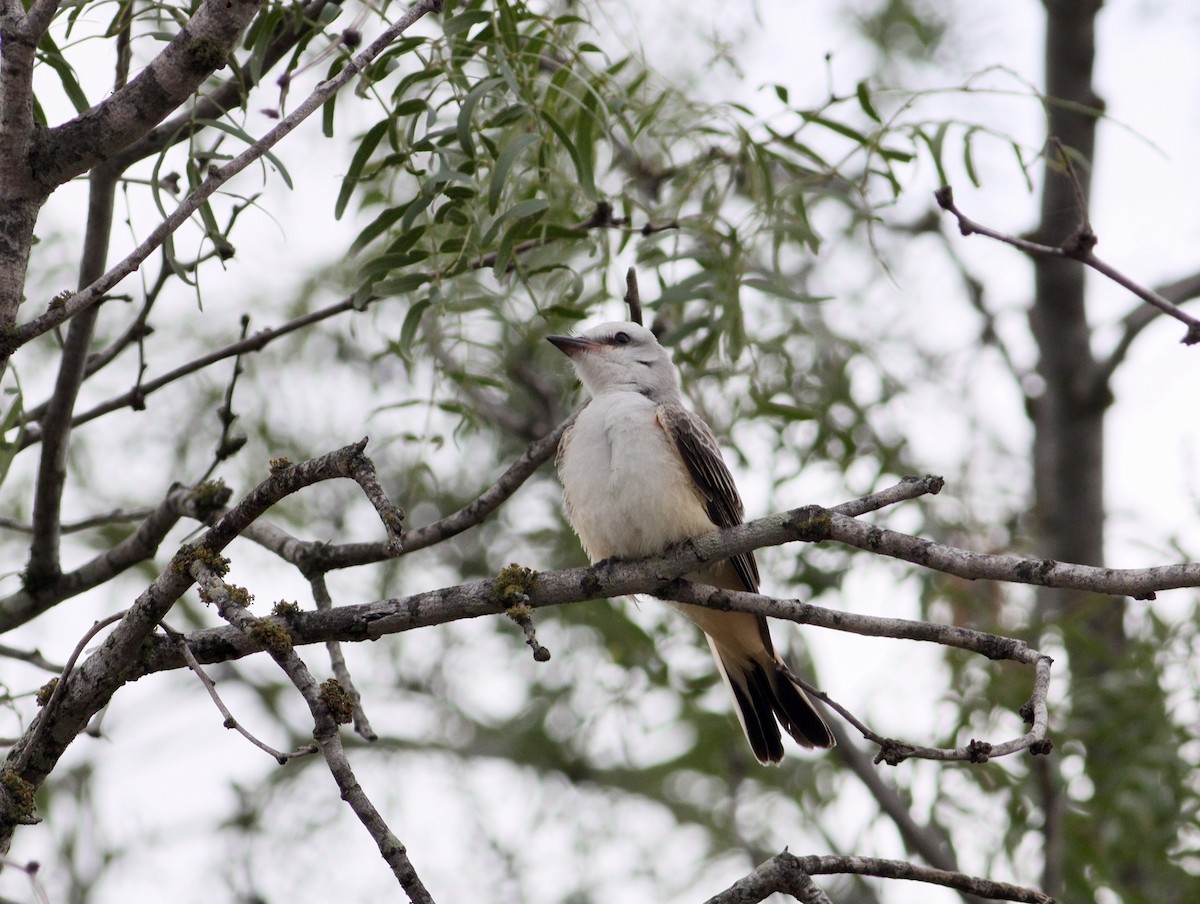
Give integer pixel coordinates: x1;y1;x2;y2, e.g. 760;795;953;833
495;564;551;662
624;267;643;326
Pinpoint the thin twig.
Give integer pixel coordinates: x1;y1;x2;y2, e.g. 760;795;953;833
160;620;317;762
12;0;447;353
0;644;64;673
0;857;51;904
935;185;1200;344
666;581;1053;764
311;574;377;741
14;610;129;774
192;560;435;902
706;851;1055;904
624;267;643;326
199;315;252;482
0;506;155;534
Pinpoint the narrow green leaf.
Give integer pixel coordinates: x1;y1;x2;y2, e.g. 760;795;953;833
377;274;431;298
336;121;388;219
539;109;588;187
963;127;981;187
37;34;89;113
801;111;870;146
488;132;539;213
350;205;408;256
443;8;491;36
741;277;826;304
855;80;881;123
457;77;502;158
400;190;436;232
358;250;430;282
193;119;293;188
322;59;345;138
397;298;433;360
495;197;549;227
916;122;951;188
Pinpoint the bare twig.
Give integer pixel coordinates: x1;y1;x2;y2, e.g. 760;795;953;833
0;506;155;534
0;441;394;850
1096;268;1200;387
0;644;63;674
12;0;446;354
160;620;317;762
19;296;359;448
292;411;573;572
935;185;1200;345
14;610;129;777
707;852;1055;904
624;267;643;326
0;482;227;632
0;857;50;904
192;559;434;902
311;574;377;741
667;582;1053;763
198;315;251;482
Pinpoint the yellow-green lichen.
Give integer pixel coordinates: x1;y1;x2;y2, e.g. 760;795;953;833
320;678;355;725
493;563;538;607
191;478;231;510
1;769;36;821
35;678;57;707
248;620;292;656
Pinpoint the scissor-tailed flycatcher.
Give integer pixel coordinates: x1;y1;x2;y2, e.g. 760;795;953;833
548;321;834;763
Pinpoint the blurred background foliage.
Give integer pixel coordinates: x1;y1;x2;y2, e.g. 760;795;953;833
2;0;1198;902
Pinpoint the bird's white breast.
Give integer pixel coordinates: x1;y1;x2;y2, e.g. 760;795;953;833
558;391;716;562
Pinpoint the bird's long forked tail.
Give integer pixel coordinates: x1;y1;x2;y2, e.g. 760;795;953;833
708;638;835;764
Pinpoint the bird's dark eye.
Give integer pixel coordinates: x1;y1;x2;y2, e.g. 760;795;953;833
613;331;631;345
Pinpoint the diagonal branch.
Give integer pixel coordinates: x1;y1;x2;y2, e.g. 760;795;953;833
103;0;346;173
707;851;1053;904
32;0;263;188
8;0;445;364
0;440;396;851
192;559;434;902
935;185;1200;345
1096;268;1200;387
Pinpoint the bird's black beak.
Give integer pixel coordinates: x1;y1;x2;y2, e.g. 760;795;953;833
546;335;596;358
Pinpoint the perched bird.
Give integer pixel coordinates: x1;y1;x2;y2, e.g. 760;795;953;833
547;321;834;763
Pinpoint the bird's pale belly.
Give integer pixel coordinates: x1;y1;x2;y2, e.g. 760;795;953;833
560;397;717;563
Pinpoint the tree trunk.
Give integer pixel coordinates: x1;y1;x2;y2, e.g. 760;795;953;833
1033;2;1192;900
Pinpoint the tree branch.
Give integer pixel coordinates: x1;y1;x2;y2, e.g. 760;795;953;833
160;619;318;763
31;0;264;188
707;852;1054;904
9;0;445;363
124;476;1200;684
193;559;434;902
24;168;120;589
0;482;227;632
1095;268;1200;387
935;185;1200;345
0;440;395;851
103;0;346;173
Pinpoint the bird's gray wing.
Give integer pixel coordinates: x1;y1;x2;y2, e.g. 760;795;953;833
656;402;761;593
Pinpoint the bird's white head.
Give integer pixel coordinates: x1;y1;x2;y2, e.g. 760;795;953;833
547;321;681;401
